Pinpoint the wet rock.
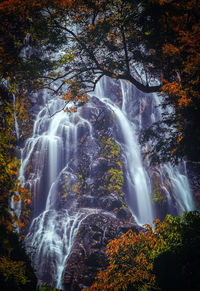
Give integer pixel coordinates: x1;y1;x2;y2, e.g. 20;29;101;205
80;136;101;164
57;170;79;209
98;194;123;211
117;208;131;220
77;123;91;140
78;196;99;208
89;157;109;178
62;214;138;291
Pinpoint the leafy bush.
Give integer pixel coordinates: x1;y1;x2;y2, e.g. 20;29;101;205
86;211;200;291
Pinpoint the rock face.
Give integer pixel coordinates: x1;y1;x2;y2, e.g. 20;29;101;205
63;214;137;291
54;96;138;289
18;83;139;290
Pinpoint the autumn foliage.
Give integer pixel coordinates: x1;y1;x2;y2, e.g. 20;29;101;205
86;211;200;291
152;0;200;161
87;228;156;291
1;0;200;162
159;0;200;107
0;94;36;288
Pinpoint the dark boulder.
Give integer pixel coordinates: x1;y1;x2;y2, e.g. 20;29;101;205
62;213;138;291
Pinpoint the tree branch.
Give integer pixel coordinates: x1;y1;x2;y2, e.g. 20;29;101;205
121;27;130;74
47;13;162;94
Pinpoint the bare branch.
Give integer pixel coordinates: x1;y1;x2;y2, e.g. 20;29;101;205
45;10;162;94
47;101;70;118
121;27;130;74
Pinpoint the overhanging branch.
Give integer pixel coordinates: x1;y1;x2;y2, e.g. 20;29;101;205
47;12;162;94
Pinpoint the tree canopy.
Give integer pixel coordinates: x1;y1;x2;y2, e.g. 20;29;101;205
1;0;200;162
140;0;200;163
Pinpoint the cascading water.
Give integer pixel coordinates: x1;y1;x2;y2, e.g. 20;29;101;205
16;75;195;288
162;163;195;212
17;91;97;289
148;93;195;214
94;77;194;223
26;209;89;289
94;78;154;225
13;94;20;141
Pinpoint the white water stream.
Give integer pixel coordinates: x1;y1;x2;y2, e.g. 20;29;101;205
17;92;96;288
15;76;195;289
149;92;195;213
95;79;154;225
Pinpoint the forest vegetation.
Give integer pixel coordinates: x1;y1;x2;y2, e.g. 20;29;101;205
86;211;200;291
0;0;200;290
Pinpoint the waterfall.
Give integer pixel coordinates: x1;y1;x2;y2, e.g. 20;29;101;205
10;94;20;221
94;77;194;222
18;91;97;289
161;163;195;213
13;94;20;140
15;76;195;289
95;78;154;225
149;93;195;213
